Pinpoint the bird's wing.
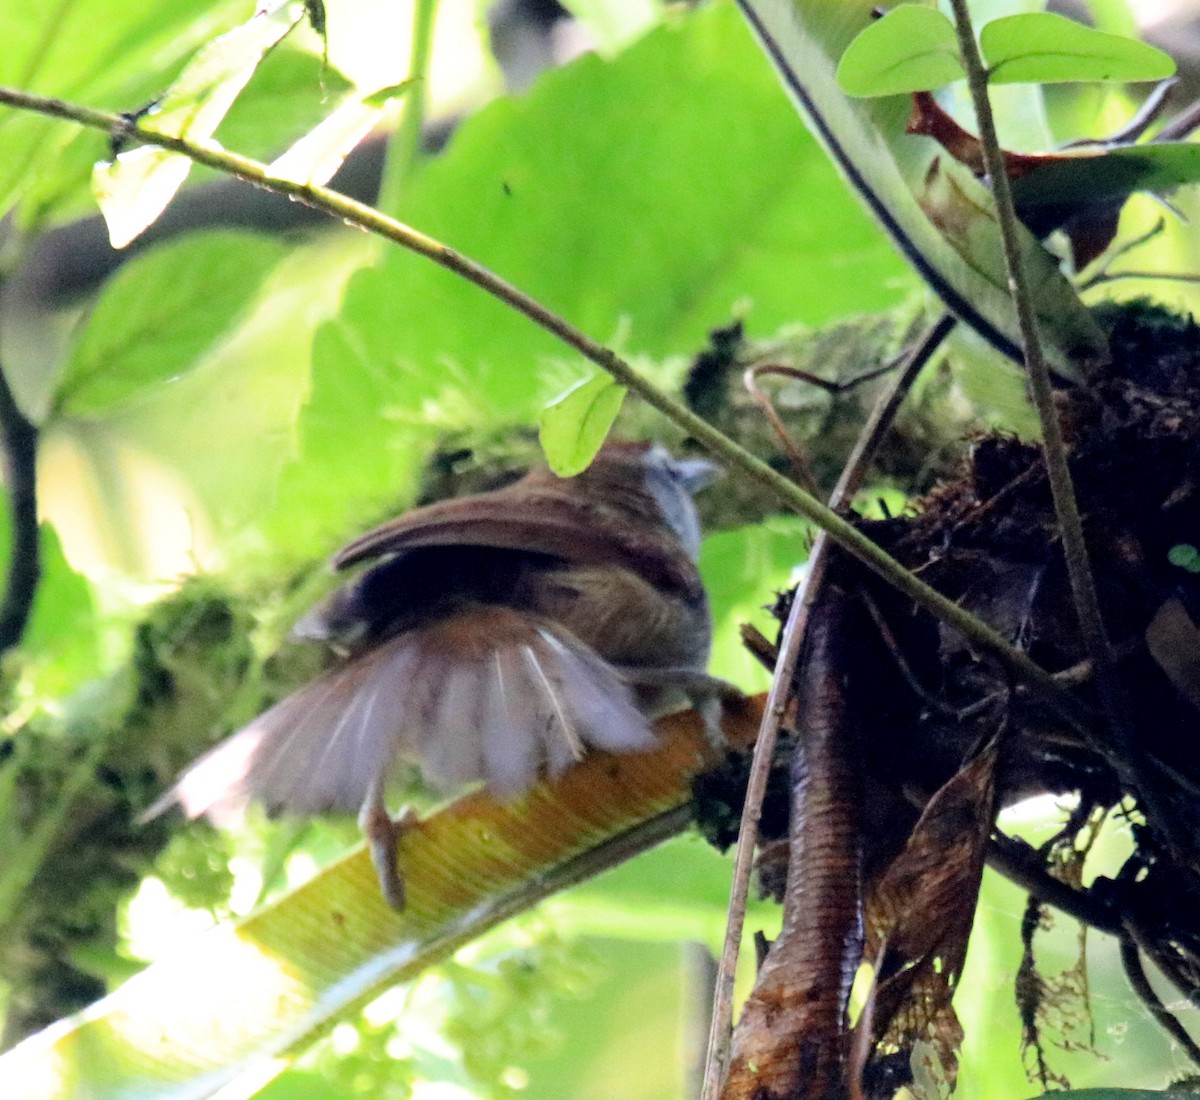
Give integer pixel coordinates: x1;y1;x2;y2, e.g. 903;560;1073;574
333;484;696;596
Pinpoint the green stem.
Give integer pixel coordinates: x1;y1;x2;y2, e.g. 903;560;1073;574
376;0;437;213
0;84;1083;724
946;2;1190;856
945;4;1106;668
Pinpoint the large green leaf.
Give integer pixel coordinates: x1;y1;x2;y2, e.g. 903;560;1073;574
38;233;368;576
54;230;289;418
734;0;1109;378
264;0;914;551
0;0;245;229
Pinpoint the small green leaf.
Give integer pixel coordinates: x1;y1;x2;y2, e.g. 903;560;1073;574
363;78;418;109
982;13;1175;85
1011;142;1200;216
1039;1092;1200;1100
1168;544;1200;573
539;373;626;477
55;230;288;418
216;44;354;162
837;5;964;98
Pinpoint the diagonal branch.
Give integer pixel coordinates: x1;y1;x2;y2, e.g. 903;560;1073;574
0;87;1083;727
945;0;1191;861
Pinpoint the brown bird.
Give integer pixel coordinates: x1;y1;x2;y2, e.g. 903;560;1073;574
146;442;721;907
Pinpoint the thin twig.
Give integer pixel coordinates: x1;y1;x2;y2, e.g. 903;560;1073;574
742;316;954;498
1082;269;1200;291
0;358;40;657
833;312;956;504
1119;933;1200;1068
946;0;1191;861
1062;78;1176;148
1155;95;1200;142
1123;912;1200;1014
743;365;824;496
700;313;954;1099
1077;217;1166;288
0;84;1092;729
985;832;1119;935
945;4;1102;675
376;0;437;213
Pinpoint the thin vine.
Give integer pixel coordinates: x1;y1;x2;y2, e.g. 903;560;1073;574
945;0;1192;863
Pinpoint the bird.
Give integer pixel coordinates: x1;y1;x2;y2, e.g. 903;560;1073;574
145;442;723;908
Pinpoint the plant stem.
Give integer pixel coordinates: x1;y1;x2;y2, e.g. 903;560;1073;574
946;0;1190;859
376;0;438;213
0;85;1083;725
946;0;1103;663
701;313;955;1099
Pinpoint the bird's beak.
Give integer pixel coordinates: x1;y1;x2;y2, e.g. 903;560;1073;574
674;457;721;494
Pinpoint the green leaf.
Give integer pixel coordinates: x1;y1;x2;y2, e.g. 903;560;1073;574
0;513;97;695
836;5;964;98
1168;544;1200;573
55;230;288;418
214;43;354;163
0;0;246;229
737;0;1107;378
982;13;1176;85
1010;141;1200;215
539;374;626;477
92;3;301;248
362;78;417;109
263;1;912;553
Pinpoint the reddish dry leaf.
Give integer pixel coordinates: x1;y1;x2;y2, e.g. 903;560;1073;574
907;91;1121;267
907;92;1047;180
854;735;1002;1095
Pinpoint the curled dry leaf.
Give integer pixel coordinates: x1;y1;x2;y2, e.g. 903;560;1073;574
855;735;1001;1095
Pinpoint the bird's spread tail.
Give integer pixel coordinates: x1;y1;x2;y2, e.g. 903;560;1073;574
143;606;657;824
